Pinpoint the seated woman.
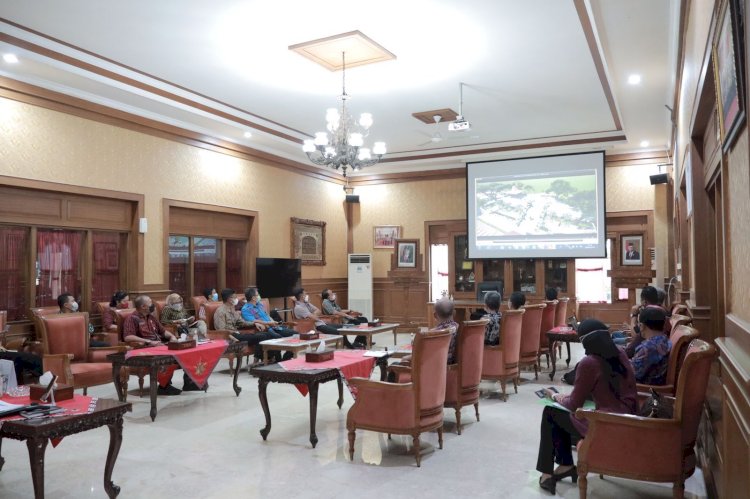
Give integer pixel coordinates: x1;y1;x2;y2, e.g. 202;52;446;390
483;291;502;345
536;319;637;494
103;290;130;334
197;287;219;322
160;293;207;338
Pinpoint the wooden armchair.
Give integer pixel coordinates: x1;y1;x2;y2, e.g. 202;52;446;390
347;328;452;467
202;302;252;369
537;300;557;369
671;303;688;316
38;312;127;394
636;325;699;396
0;310;8;347
669;313;692;330
518;303;546;380
575;339;717;498
481;308;525;400
444;319;487;434
554;297;569;327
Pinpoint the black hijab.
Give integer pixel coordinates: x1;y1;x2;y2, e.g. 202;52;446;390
581;328;628;397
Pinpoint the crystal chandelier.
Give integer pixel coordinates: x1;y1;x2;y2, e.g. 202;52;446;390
302;52;386;177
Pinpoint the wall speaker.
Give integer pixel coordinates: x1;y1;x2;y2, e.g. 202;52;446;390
649;173;668;185
345;194;360;203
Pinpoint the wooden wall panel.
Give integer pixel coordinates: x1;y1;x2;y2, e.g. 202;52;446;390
169;206;250;239
578;302;630;325
67;197;132;227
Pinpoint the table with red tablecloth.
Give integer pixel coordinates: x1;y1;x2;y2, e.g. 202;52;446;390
249;350;389;448
125;340;228;388
546;326;580;381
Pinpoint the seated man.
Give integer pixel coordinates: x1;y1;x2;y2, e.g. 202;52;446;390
214;288;286;363
160;293;207;338
197;287;219;322
321;288;368;348
241;287;295;338
0;324;42;383
625;285;672;358
292;287;342;337
122;295;198;394
58;293;109;347
631;307;671;385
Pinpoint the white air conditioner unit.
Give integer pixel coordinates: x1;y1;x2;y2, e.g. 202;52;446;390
649;247;663;288
348;254;373;320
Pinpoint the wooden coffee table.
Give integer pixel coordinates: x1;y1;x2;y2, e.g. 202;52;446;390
0;398;131;498
335;323;400;348
258;334;343;364
107;340;247;421
249;353;389;448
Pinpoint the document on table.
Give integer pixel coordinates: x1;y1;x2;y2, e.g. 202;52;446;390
0;400;27;418
363;351;388;357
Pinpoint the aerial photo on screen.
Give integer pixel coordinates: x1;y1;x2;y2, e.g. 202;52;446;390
475;171;598;240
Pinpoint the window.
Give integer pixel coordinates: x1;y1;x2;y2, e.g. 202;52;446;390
575;239;612;303
169;235;245;297
92;232;126;303
35;229;83;307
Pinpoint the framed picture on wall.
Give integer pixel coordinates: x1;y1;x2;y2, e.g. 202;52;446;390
714;0;745;153
291;217;326;266
395;239;418;268
621;235;644;266
373;225;401;249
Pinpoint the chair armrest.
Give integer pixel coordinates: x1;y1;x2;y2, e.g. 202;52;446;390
347;378;416;429
207;329;234;341
42;354;74;385
575;408;679;428
88;346;129;362
349;377;413;391
388;364;412;375
636;383;675;395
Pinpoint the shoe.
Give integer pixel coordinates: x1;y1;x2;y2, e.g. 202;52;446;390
553;465;578;483
538;476;556;494
352;341;367;349
282;351;294;361
157;384;182;396
182;382;205;391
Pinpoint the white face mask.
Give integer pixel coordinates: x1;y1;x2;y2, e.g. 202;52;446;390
330;294;336;302
70;301;79;312
171;303;183;311
231;298;239;306
304;295;309;303
211;292;219;301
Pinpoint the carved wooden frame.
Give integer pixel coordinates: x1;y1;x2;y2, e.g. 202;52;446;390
291;217;326;266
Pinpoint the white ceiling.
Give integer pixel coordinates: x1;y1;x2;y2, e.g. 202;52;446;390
0;0;678;175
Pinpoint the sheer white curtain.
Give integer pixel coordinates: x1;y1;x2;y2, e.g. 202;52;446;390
575;239;612;303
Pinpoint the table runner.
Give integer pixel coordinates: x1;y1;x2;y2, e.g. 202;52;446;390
279;350;376;397
0;394;98;447
125;341;228;388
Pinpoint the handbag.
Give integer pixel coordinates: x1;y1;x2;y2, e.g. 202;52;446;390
638;388;674;418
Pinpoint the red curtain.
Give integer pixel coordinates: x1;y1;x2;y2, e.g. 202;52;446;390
0;227;29;320
92;232;123;304
36;230;82;307
193;237;218;297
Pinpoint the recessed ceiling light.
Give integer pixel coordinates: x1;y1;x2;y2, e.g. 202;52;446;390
628;74;641;85
243;131;252;138
3;53;19;64
640;140;650;148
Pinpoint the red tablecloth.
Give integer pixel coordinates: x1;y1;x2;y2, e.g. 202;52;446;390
549;326;576;335
0;393;97;447
125;341;228;388
279;350;376;397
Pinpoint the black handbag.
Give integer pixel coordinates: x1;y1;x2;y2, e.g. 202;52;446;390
638;388;674;418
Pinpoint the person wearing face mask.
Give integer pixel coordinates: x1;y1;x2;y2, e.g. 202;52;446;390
103;290;131;333
203;288;220;302
159;293;208;338
57;293;109;347
292;287;342;337
122;295;189;395
214;288;282;364
241;287;295;339
321;289;369;348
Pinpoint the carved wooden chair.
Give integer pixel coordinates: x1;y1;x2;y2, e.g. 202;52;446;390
537;299;557;369
575;339;717;498
443;319;487;434
636;325;700;396
517;303;546;380
347;328;452;467
0;310;8;347
38;312;127;395
93;301;120;346
669;313;692;330
481;308;525;400
671;303;688;316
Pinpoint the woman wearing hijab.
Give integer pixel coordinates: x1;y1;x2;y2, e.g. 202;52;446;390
536;319;638;494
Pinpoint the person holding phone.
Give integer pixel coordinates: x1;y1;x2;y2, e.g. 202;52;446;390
160;293;207;338
535;320;637;494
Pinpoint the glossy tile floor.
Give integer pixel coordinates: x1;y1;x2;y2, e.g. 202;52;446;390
0;334;708;498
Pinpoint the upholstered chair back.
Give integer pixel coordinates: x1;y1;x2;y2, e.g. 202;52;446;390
519;303;545;359
539;300;557;347
675;339;716;449
412;328;452;427
40;312;89;361
114;308;136;341
554;297;569;328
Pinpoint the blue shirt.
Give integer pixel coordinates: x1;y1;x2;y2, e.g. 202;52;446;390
631;334;671;385
241;301;272;322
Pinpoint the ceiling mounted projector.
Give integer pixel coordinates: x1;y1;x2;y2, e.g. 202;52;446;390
448;117;471;132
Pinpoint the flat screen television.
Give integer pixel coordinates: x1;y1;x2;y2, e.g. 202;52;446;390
467;151;606;259
477;281;503;302
255;258;301;298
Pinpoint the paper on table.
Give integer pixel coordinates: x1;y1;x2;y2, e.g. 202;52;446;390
363;351;387;357
538;398;596;413
316;339;326;352
0;400;24;411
